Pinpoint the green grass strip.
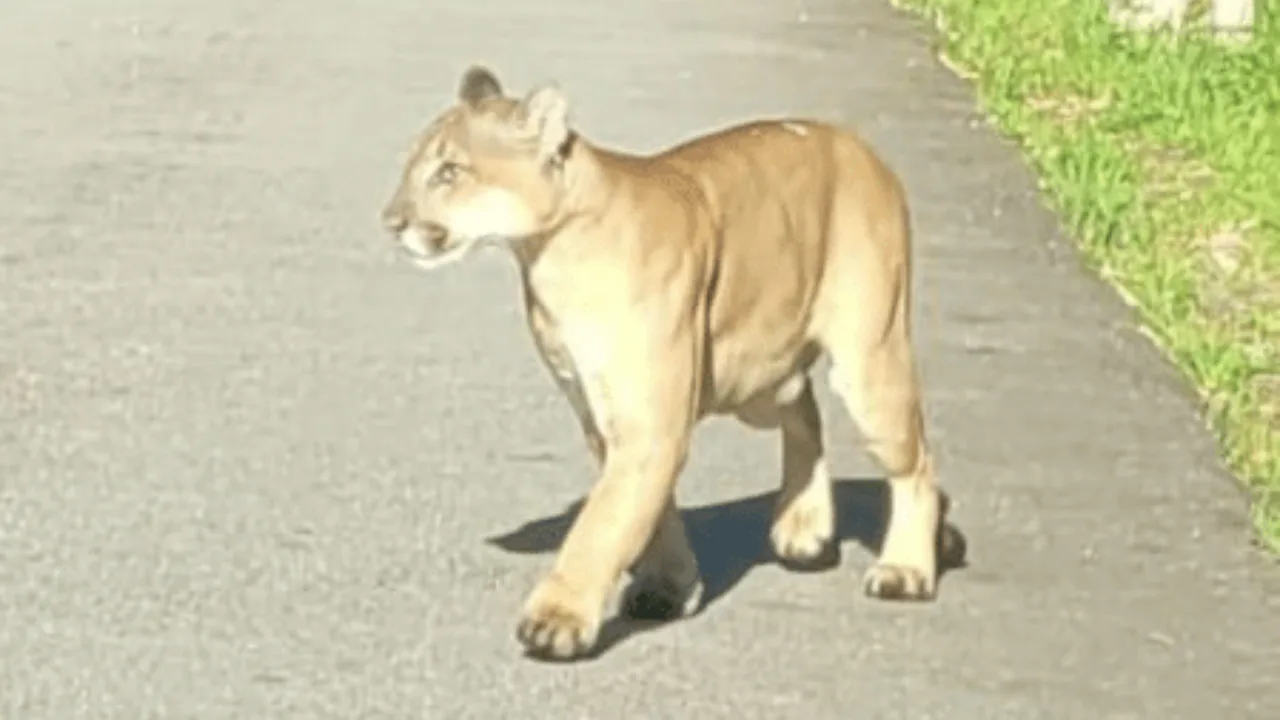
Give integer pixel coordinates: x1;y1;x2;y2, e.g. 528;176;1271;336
891;0;1280;552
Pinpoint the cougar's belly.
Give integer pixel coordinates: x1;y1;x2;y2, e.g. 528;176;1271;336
700;319;822;416
698;228;827;416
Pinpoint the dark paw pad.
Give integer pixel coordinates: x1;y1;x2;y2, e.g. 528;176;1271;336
623;577;704;621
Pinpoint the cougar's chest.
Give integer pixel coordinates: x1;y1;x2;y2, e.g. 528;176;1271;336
525;300;612;427
529;306;579;385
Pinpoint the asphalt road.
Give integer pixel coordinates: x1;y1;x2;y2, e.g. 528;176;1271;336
3;0;1279;717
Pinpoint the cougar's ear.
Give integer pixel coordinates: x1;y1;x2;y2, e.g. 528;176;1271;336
519;83;571;163
458;65;503;107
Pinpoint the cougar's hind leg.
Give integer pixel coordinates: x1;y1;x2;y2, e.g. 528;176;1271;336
763;376;837;570
824;271;941;600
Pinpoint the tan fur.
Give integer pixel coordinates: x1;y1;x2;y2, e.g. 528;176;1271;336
380;66;944;660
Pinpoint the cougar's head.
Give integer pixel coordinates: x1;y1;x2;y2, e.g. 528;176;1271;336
379;65;575;271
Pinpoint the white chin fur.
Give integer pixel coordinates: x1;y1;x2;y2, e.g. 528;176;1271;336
399;230;479;271
398;227;431;256
409;241;477;271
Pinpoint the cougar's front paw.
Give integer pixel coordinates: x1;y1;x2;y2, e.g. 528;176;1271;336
862;562;936;601
516;573;602;661
771;496;837;571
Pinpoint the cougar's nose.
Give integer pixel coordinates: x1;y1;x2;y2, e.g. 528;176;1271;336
381;205;408;234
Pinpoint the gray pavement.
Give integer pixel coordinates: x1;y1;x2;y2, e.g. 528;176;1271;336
3;0;1279;717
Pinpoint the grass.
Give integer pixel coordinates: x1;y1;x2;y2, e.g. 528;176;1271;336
890;0;1280;552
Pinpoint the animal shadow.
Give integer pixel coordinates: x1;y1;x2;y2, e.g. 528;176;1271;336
486;477;968;659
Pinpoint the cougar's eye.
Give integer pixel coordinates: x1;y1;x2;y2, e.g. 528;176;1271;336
429;161;461;187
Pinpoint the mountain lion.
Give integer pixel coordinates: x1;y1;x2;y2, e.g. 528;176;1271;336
379;66;948;661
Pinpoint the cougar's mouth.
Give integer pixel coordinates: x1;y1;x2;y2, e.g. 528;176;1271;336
398;224;476;271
